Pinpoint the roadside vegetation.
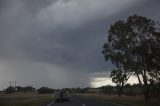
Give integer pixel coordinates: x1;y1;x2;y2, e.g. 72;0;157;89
102;15;160;101
0;92;52;106
80;93;160;106
73;15;160;106
0;86;55;106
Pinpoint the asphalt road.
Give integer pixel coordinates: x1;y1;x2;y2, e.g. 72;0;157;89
47;95;126;106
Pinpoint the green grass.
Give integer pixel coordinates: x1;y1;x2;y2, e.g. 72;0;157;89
0;92;52;106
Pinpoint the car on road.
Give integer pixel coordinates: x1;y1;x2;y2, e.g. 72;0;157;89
54;90;70;101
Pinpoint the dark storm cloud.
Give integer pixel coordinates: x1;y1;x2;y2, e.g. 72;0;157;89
0;0;159;89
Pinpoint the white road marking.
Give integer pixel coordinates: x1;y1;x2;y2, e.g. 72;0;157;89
47;100;55;106
82;103;86;106
71;97;87;106
105;101;126;106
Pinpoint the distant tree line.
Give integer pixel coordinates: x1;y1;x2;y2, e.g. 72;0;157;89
5;86;35;94
99;84;143;96
102;15;160;101
4;86;55;94
37;87;55;94
100;83;160;97
3;85;91;94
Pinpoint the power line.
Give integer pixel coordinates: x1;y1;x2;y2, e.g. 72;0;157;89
8;81;18;87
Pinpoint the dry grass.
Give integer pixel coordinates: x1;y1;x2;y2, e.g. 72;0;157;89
0;92;52;106
79;93;160;106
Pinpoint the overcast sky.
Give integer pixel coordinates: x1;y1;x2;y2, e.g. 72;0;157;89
0;0;159;90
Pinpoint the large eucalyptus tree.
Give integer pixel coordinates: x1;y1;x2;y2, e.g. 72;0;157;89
102;15;160;101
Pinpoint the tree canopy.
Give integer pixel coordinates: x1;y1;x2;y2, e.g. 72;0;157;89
102;15;160;101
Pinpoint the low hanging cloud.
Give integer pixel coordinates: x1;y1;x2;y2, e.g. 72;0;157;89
0;0;159;89
36;0;144;29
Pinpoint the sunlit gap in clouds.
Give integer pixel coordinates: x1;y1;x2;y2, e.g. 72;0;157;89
90;75;139;88
90;77;115;88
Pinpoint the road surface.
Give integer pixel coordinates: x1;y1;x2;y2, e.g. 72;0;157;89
47;95;126;106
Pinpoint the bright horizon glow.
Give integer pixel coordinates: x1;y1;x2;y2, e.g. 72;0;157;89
90;76;139;88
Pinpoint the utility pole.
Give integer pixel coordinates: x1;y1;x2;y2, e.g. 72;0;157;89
8;81;18;87
8;81;13;86
14;81;18;87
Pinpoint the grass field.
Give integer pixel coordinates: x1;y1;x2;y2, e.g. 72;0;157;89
80;93;160;106
0;92;52;106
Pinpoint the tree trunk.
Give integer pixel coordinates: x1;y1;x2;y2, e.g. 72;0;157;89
143;84;150;102
136;73;142;86
143;71;150;102
118;85;123;97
